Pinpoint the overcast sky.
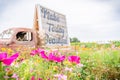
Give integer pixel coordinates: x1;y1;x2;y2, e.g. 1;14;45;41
0;0;120;42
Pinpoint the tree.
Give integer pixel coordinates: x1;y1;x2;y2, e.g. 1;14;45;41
70;37;80;43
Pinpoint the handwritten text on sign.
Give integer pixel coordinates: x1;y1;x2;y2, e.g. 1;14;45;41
40;6;69;46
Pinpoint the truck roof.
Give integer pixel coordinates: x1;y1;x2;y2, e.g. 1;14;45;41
6;27;33;31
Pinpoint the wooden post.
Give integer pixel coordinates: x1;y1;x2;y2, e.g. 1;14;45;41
33;5;39;31
33;5;42;48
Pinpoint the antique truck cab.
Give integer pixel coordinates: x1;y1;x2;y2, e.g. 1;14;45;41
0;28;38;49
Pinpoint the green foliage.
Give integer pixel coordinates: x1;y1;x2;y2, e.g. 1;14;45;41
70;37;80;43
0;62;5;80
71;42;112;48
112;41;120;47
78;49;120;80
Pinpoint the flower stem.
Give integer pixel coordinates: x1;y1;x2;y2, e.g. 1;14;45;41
0;62;3;71
0;62;5;80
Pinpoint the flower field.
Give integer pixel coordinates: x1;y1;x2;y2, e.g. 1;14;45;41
0;42;120;80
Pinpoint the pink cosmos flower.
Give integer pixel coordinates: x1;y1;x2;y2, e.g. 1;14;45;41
40;52;66;63
35;48;66;63
31;76;35;80
0;52;7;60
38;78;43;80
37;48;44;53
47;53;63;62
39;50;48;59
68;56;80;64
31;76;43;80
47;53;56;61
30;50;38;56
0;52;19;66
59;55;65;62
54;55;65;63
31;48;48;59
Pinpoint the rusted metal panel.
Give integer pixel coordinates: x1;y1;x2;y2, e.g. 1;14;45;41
0;28;37;51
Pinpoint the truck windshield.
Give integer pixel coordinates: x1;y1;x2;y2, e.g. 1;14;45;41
0;29;14;39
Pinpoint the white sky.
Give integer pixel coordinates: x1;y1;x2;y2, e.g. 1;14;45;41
0;0;120;42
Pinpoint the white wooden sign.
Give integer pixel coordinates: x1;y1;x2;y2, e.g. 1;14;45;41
38;5;69;46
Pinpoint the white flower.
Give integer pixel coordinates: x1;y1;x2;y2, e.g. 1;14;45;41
54;74;67;80
76;63;84;67
65;67;73;72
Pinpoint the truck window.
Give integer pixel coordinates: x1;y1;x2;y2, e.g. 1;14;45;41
16;31;33;41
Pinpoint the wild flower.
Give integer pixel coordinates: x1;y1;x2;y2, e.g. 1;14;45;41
47;53;65;63
37;48;45;53
63;61;72;66
0;52;19;66
68;56;80;64
4;73;19;80
50;49;61;56
31;76;35;80
38;78;43;80
0;52;19;79
7;48;14;54
39;50;48;59
30;48;47;58
54;55;65;63
1;48;6;52
11;73;19;80
53;66;59;71
30;50;38;56
76;63;84;67
65;67;73;72
38;50;66;63
31;76;45;80
47;53;56;61
54;74;67;80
